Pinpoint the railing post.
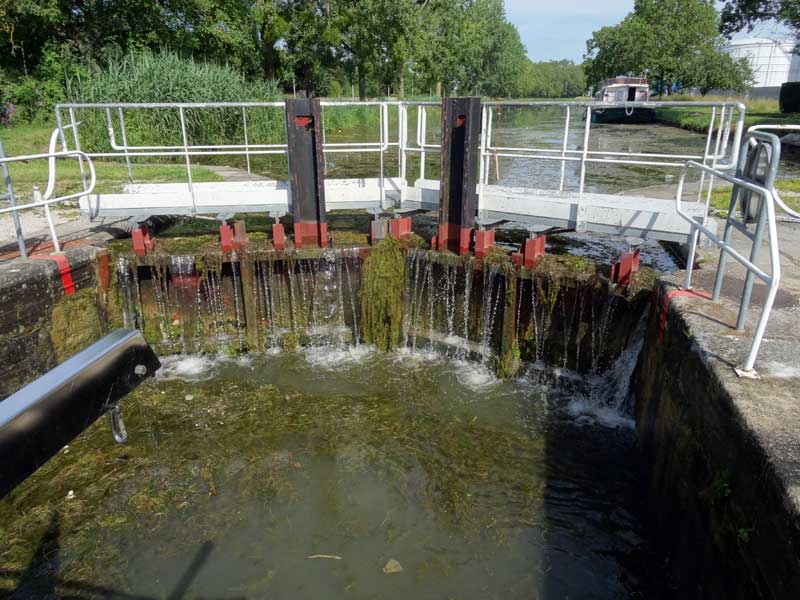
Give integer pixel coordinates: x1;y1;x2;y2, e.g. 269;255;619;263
285;98;327;248
0;140;26;258
437;96;481;255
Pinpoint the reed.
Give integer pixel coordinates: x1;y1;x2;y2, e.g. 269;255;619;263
69;51;380;159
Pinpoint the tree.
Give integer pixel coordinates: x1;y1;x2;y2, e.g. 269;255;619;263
681;45;754;94
336;0;416;99
518;60;586;98
281;0;340;96
584;0;752;95
720;1;800;37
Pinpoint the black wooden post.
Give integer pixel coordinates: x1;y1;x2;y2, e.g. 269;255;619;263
437;97;481;255
285;98;327;248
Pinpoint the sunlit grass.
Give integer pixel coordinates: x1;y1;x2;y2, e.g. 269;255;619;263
709;178;800;214
0;123;222;202
654;94;799;132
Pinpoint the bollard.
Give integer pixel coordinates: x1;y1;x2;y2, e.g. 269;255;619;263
389;216;412;240
523;236;546;269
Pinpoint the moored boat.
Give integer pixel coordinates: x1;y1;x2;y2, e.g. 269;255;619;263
592;76;657;124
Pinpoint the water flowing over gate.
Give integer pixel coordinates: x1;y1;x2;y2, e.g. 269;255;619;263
49;98;744;245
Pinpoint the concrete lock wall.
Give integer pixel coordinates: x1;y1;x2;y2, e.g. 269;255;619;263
0;247;107;401
634;279;800;598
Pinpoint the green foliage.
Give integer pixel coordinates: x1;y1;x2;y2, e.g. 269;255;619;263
780;82;800;113
360;237;405;350
415;0;527;97
0;0;530;111
720;0;800;37
71;50;282;151
517;61;586;98
584;0;753;95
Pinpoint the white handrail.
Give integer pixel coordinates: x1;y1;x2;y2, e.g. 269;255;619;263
747;124;800;220
675;154;780;375
0;150;97;211
0;143;97;254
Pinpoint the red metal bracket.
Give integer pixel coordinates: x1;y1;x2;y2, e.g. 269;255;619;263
474;229;495;259
459;228;473;256
294;221;328;249
220;224;234;254
389;216;412;240
610;249;640;285
132;225;155;257
511;252;523;267
436;223;472;255
272;223;285;251
31;254;75;295
523;236;546;269
658;288;712;342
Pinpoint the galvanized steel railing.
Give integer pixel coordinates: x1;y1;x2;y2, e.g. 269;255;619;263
476;100;746;222
675;130;783;375
0;126;97;256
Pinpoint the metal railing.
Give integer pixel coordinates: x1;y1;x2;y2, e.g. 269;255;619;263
0;126;97;255
746;124;800;220
52;99;744;217
476;100;745;223
54;101;398;213
675;130;782;375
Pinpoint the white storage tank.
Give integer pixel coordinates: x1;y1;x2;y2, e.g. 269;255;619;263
724;37;799;93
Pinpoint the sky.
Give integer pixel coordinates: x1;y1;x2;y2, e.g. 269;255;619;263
505;0;794;63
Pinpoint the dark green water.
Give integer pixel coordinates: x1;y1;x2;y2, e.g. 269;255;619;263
0;348;668;598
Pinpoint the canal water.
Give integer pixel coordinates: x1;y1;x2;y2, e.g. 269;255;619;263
0;347;670;598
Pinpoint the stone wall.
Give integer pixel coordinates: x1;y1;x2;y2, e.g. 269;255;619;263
0;247;106;400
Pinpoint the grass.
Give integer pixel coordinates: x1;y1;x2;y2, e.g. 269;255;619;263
0;123;222;202
654;95;800;133
709;178;800;214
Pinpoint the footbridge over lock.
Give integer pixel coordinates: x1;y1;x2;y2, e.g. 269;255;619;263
16;98;746;254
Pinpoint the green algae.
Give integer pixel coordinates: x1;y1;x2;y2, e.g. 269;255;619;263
495;344;521;379
0;358;548;595
49;287;104;363
360;237;405;350
280;330;298;352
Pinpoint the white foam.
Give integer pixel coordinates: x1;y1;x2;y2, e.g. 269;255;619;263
567;396;635;429
303;344;375;369
157;355;218;381
452;359;499;392
392;347;443;365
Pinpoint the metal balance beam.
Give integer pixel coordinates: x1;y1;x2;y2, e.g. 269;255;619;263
0;329;160;498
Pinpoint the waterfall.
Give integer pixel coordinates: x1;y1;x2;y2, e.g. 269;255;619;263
114;245;647;385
